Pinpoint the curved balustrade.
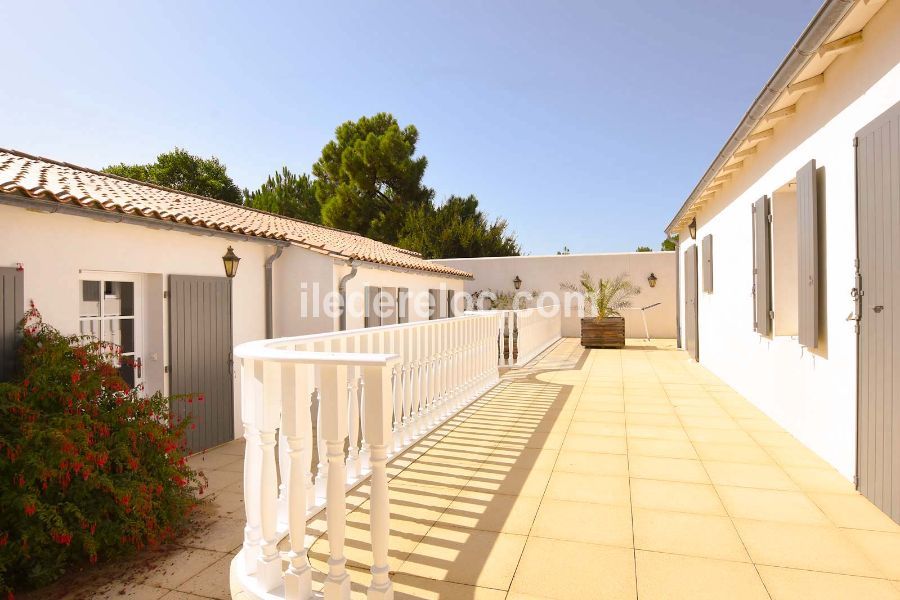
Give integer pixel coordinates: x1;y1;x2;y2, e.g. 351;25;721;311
230;313;502;600
468;306;562;368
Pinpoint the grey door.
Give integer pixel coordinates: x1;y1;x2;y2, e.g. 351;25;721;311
168;275;234;452
684;245;699;361
0;267;24;382
856;99;900;522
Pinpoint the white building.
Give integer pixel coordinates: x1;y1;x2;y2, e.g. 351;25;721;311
667;0;899;521
0;148;469;451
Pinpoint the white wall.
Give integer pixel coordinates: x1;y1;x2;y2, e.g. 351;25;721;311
673;0;900;480
0;202;269;441
272;245;336;337
340;263;466;331
434;252;677;338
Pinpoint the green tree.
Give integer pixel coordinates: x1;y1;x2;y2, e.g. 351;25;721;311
313;113;433;244
661;234;679;251
103;148;242;204
399;195;520;259
636;245;652;252
243;167;321;222
557;246;572;255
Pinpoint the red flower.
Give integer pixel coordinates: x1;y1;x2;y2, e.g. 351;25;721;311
71;371;81;385
24;504;36;517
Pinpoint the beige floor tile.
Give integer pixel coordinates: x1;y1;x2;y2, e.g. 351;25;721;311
531;498;633;547
465;466;552;497
176;554;231;600
391;573;508;599
758;565;900;600
843;529;900;579
635;551;769;600
572;410;626;424
398;525;526;589
692;441;773;464
717;486;829;525
626;424;689;441
560;433;627;454
767;444;833;469
683;427;756;445
628;438;698;459
782;466;857;494
441;489;541;535
544;472;631;506
554;450;629;476
625;412;682;427
140;547;227;589
733;518;882;577
508;537;636;600
181;516;245;553
810;492;900;532
630;479;725;515
632;508;750;562
69;583;170;600
567;420;627;437
627;456;709;484
486;446;558;470
703;461;798;491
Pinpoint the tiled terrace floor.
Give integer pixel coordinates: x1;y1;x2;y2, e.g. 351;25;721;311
40;338;900;599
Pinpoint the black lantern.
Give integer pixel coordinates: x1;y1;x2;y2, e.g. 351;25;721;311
222;246;241;278
648;273;658;288
513;275;522;290
688;217;697;240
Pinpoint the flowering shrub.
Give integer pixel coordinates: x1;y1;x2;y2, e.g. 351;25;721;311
0;305;205;595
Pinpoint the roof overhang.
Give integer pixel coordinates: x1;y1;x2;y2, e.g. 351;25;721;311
665;0;885;235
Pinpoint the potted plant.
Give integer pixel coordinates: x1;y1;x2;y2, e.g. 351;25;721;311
561;272;640;349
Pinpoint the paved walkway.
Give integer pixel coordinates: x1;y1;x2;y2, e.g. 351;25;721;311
40;338;900;599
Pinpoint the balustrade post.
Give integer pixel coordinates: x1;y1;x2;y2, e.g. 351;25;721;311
344;338;361;482
363;363;397;600
283;365;313;600
241;359;263;574
391;330;405;453
257;361;284;591
320;364;351;600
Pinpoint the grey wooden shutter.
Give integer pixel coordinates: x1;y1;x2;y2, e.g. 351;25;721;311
701;234;714;293
428;289;438;320
365;286;382;328
0;268;24;382
381;287;397;325
168;275;234;452
446;290;455;318
398;288;409;323
797;159;819;348
752;196;772;335
684;245;699;361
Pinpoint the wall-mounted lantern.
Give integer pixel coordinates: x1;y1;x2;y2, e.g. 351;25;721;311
688;217;697;240
647;273;658;288
222;246;241;278
513;275;522;290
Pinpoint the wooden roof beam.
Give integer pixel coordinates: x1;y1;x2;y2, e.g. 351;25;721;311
712;173;732;184
734;146;758;159
747;128;775;143
818;31;862;58
722;161;744;173
787;74;825;95
763;105;796;124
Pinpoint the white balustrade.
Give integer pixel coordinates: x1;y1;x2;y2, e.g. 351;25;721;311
230;312;502;600
467;305;562;368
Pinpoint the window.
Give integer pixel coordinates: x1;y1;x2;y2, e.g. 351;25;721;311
772;181;799;336
79;278;139;387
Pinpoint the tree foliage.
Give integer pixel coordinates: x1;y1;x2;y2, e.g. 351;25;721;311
0;306;203;594
243;167;321;222
557;246;572;255
661;235;679;251
636;246;652;252
313;113;433;244
399;195;520;259
103;148;242;205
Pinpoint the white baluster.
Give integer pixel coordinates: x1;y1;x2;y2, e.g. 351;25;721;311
257;361;283;591
314;341;328;504
358;332;373;473
344;337;361;482
404;327;416;444
277;363;295;533
284;364;313;600
391;329;405;453
363;362;396;600
320;364;351;600
241;358;263;574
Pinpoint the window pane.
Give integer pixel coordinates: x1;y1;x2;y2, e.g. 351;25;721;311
80;281;101;317
119;319;134;354
103;281;134;317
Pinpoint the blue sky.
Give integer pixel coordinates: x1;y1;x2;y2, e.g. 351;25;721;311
2;0;822;255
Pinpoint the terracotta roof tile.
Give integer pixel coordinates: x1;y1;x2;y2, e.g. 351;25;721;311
0;149;472;278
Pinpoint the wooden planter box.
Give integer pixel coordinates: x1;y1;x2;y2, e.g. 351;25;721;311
580;317;625;349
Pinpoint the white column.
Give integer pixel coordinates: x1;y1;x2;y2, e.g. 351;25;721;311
241;358;263;574
345;337;361;482
320;364;351;600
256;361;284;591
363;363;396;600
283;365;313;600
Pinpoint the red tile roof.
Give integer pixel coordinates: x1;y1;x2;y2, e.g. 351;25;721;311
0;148;472;278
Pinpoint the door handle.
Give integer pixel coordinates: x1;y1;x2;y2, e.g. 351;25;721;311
873;305;884;313
135;357;142;379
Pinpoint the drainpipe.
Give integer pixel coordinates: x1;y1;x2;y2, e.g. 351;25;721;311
264;245;285;338
338;260;359;331
675;239;682;349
